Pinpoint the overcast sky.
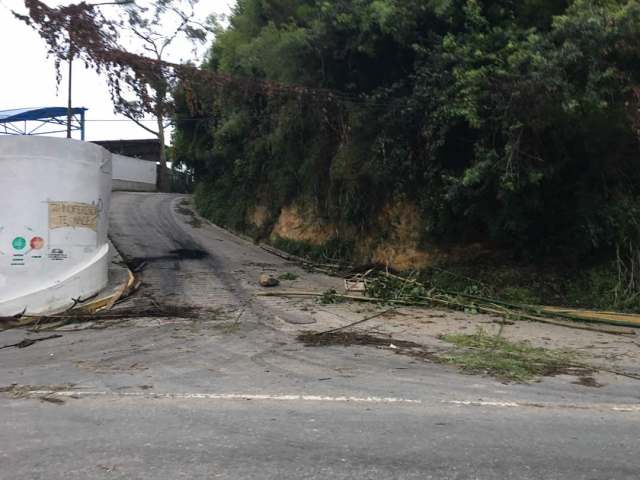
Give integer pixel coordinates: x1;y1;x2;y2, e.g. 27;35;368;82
0;0;234;142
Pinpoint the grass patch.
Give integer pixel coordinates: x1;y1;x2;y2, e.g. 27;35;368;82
366;274;430;303
278;272;299;281
419;258;640;312
439;329;587;382
271;236;354;265
211;322;242;334
317;288;346;304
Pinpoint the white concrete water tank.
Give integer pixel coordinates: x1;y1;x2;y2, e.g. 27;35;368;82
0;136;112;316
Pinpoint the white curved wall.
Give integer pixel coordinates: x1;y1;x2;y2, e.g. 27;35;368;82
0;136;112;316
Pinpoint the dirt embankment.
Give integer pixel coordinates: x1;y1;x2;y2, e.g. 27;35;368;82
270;205;335;246
247;199;484;271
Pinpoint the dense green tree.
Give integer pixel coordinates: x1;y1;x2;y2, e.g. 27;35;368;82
174;0;640;265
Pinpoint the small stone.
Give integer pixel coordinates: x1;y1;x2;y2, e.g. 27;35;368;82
259;274;280;287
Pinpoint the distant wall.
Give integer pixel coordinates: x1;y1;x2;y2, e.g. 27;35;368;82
112;154;157;192
93;139;163;162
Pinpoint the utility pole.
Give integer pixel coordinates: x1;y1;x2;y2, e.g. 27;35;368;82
66;0;135;139
66;38;74;138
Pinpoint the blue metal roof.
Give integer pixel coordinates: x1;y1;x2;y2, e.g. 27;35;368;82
0;107;87;123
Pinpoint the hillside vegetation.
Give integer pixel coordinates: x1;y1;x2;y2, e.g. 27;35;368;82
173;0;640;310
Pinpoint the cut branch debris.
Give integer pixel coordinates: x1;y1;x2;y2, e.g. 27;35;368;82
0;304;200;332
256;273;639;335
314;308;396;336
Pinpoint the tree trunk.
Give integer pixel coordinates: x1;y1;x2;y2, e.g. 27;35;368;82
156;108;168;192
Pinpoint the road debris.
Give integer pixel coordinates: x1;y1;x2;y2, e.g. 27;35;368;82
39;395;66;405
0;261;143;332
1;303;202;332
299;331;422;349
259;273;280;287
257;271;639;334
298;330;439;365
0;334;62;350
311;308;396;336
0;383;77;400
439;329;593;382
374;272;640;331
573;376;604;388
345;278;367;292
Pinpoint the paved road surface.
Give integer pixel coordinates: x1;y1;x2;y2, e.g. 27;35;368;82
1;192;638;480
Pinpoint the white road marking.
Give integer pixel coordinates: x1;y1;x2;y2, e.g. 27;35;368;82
443;399;640;412
18;390;640;412
28;391;422;404
445;400;521;408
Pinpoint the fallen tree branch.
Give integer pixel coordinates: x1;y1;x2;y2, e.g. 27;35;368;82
314;308;396;336
379;272;640;330
256;290;637;335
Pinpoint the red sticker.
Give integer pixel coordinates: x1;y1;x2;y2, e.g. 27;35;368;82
30;237;45;250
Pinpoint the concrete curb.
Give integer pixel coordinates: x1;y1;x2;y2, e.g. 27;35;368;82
76;239;138;313
73;265;136;315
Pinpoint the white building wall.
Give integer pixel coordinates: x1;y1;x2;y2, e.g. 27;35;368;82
112;154;157;192
0;136;112;315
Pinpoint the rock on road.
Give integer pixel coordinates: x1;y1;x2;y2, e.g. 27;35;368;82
0;192;638;480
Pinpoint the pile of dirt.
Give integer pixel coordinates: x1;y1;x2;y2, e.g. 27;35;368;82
298;331;423;348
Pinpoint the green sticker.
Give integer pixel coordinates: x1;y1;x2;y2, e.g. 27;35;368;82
12;237;26;250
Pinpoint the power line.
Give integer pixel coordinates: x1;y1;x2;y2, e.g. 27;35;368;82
50;106;403;123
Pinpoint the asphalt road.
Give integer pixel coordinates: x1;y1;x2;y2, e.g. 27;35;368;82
1;192;638;480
